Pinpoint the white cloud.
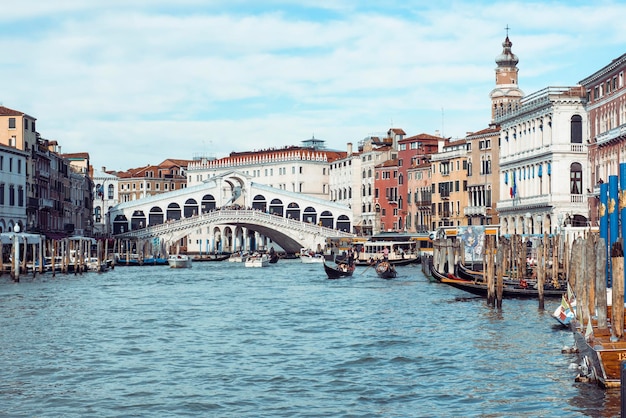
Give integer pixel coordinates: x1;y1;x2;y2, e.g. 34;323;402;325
1;1;625;171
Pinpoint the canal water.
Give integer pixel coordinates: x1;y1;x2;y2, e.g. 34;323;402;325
0;259;620;417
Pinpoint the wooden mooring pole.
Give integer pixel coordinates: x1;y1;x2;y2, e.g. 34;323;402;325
611;239;624;340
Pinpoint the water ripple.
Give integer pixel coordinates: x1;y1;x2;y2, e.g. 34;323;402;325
0;260;618;417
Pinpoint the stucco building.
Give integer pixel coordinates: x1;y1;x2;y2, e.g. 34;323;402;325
580;53;626;227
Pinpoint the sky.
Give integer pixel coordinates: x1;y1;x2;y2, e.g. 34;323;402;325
1;1;625;172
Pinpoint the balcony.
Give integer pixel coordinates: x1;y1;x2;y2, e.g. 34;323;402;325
596;124;626;146
39;198;54;208
464;206;487;216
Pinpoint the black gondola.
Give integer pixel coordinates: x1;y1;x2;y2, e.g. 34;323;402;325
324;262;355;279
375;261;397;279
431;265;564;298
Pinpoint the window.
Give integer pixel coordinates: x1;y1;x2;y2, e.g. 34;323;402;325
18;186;23;206
570;115;583;143
0;183;4;205
108;184;114;199
8;118;16;129
570;162;582;194
9;185;15;205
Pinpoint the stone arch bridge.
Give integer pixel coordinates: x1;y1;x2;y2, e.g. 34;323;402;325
109;171;355;254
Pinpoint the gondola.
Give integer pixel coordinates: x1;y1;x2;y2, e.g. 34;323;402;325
375;261;397;279
192;253;230;262
354;257;415;267
323;262;355;279
268;248;279;264
431;265;564;298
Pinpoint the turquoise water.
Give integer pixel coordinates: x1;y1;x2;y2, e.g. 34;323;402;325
0;260;619;417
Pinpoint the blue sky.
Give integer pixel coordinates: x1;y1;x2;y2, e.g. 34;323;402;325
1;0;624;171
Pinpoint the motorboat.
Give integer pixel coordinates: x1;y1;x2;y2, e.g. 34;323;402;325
168;254;192;268
245;253;270;268
300;248;325;264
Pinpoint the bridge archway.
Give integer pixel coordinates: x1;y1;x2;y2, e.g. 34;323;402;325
184;198;199;218
269;198;284;216
167;203;182;221
286;202;300;220
337;215;351;232
223;227;233;252
252;195;267;212
303;207;317;224
149;207;164;226
113;214;129;234
131;210;146;230
202;194;217;213
213;227;223;252
232;226;246;252
320;210;334;228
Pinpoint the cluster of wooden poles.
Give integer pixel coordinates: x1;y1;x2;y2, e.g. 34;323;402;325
433;233;572;308
1;236;111;282
113;238;169;262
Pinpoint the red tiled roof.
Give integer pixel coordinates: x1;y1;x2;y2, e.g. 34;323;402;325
466;127;500;137
0;106;24;116
61;152;90;159
399;133;443;142
388;128;407;135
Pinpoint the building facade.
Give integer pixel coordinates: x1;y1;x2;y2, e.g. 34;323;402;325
496;86;588;234
580;53;626;227
186;139;344;201
430;139;469;229
116;159;191;203
399;133;441;233
0;144;28;232
465;127;500;226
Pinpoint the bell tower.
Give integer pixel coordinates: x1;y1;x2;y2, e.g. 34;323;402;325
489;26;524;123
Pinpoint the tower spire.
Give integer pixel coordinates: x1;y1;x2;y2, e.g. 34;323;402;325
489;27;524;123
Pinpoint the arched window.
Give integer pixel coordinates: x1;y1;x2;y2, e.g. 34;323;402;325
571;115;583;143
570;162;582;194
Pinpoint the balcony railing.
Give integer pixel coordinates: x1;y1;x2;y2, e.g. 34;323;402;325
464;206;487;216
596;124;626;146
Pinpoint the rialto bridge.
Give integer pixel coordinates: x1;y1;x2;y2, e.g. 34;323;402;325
108;171;355;254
